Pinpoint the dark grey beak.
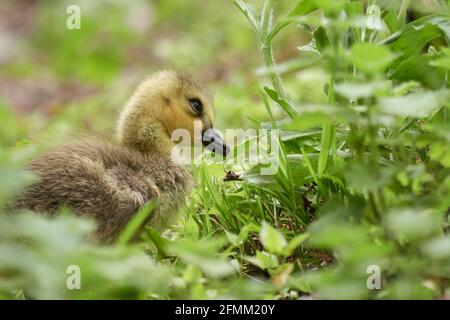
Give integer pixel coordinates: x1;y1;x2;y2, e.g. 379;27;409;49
202;128;230;157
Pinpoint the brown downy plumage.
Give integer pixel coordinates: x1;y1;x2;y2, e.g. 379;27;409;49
9;70;228;243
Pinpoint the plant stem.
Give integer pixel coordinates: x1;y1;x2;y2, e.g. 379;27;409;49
261;42;291;105
260;0;297;117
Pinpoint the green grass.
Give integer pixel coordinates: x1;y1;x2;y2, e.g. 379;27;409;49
0;0;450;300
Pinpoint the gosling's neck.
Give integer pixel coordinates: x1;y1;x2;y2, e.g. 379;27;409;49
117;102;174;155
119;123;174;156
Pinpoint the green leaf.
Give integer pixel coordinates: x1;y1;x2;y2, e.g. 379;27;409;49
225;230;239;246
268;0;318;41
382;15;450;59
183;215;200;240
335;81;389;99
422;236;450;259
170;238;235;278
378;90;448;117
386;208;440;240
389;54;447;90
144;227;170;259
260;222;287;254
344;162;397;192
429;142;450;167
290;0;319;17
264;87;298;118
283;233;309;256
349;43;397;74
430;48;450;70
313;26;330;54
245;251;279;270
237;223;259;244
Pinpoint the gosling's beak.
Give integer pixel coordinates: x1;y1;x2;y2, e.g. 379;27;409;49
202;128;230;157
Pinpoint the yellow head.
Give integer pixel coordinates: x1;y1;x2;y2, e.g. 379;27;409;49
117;70;227;155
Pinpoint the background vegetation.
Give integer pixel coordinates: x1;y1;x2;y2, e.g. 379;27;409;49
0;0;449;299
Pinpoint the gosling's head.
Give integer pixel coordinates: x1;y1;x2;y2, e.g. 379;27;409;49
118;70;228;156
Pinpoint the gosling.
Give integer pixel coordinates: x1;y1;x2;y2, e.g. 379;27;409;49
10;70;228;243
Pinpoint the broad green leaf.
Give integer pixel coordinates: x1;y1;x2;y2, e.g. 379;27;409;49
422;236;450;259
430;48;450;70
429;142;450;167
382;15;450;59
260;222;287;254
335;81;389;99
386;208;440;240
169;238;235;278
290;0;319;17
245;251;279;270
378;90;448;117
281;104;354;131
225;230;239;246
268;0;318;41
350;43;397;74
344;162;397;192
389;54;447;89
283;233;309;256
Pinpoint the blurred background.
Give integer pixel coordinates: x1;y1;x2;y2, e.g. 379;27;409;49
0;0;318;147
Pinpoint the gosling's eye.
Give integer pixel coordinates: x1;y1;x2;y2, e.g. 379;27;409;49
188;98;203;114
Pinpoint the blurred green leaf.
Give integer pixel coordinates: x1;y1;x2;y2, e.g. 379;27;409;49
144;227;170;259
383;14;450;59
169;238;235;278
350;43;398;74
422;236;450;260
260;222;287;254
386;208;440;240
283;233;309;256
335;81;389;99
389;54;447;89
245;251;279;270
378;90;448;117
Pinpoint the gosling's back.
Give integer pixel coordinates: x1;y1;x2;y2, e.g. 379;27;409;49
11;138;193;242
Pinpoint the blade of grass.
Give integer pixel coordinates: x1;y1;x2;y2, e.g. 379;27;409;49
116;200;156;246
317;77;336;177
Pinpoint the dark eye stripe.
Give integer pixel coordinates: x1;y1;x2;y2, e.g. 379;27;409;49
188;98;203;114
